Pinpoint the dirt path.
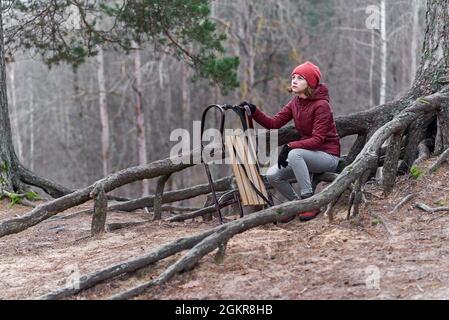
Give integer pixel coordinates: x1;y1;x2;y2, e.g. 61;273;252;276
1;162;449;300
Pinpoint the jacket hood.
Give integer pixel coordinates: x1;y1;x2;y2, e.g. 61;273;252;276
307;83;330;102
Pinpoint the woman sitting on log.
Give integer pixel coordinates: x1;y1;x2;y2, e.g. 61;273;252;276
240;61;340;222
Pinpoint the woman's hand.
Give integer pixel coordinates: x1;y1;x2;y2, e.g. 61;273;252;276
238;101;257;114
278;144;292;169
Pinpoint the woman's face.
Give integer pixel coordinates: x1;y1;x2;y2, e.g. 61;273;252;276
291;74;308;95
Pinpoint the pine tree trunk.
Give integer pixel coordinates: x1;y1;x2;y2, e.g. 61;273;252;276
0;9;21;191
412;0;449;95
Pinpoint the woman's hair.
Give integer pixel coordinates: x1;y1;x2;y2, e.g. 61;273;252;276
287;85;315;98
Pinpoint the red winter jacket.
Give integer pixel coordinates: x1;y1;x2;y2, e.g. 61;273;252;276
253;83;340;157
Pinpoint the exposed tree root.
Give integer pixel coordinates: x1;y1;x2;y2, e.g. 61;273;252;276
429;147;449;173
17;164;73;198
389;193;416;214
416;203;449;213
163;206;203;213
382;131;403;194
91;186;107;235
107;220;150;231
153;174;172;220
38;229;217;300
166;191;237;222
435;105;449;154
367;211;397;238
0;190;38;208
413;138;433;166
15;163;129;203
0;148;201;238
96;176;234;213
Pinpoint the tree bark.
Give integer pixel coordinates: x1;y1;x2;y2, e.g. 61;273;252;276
91;186;107;236
0;9;21;192
153;174;171;220
382;131;403;194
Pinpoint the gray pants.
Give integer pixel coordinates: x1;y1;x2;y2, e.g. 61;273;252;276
266;148;340;201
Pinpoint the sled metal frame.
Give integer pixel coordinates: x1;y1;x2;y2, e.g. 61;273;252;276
200;104;272;224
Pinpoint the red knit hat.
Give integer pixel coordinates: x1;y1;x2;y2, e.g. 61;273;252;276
291;61;322;89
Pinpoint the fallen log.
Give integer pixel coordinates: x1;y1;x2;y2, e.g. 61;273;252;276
109;176;233;212
0;146;209;238
38;228;217;300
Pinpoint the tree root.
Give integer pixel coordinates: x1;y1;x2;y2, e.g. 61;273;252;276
0;147;203;238
153;174;172;220
107;221;150;231
100;176;234;213
389;193;416;214
382;131;403;194
429;147;449;173
416;203;449;213
166;191;237;223
367;211;397;238
434;104;449;154
17;164;73;198
412;139;433;166
38;228;217;300
91;186;107;235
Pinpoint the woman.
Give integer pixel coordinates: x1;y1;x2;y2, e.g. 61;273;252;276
240;61;340;222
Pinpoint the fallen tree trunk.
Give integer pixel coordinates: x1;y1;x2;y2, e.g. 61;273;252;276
109;176;233;212
17;164;129;202
0;147;206;238
38;229;217;300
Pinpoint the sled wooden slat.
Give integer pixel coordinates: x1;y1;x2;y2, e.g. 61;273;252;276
234;136;264;205
241;131;269;203
226;133;268;206
234;135;258;205
225;135;250;205
241;137;267;205
231;135;256;205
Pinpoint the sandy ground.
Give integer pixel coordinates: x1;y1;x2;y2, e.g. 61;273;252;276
1;161;449;300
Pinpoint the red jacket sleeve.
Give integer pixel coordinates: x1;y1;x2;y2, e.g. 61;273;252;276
252;101;293;129
288;103;333;150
